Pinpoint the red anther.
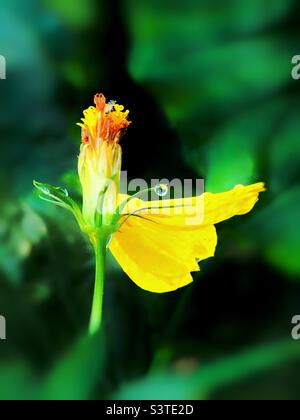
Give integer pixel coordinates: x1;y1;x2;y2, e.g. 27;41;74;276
94;93;106;112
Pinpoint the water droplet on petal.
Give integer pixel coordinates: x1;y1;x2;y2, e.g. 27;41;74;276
154;184;169;197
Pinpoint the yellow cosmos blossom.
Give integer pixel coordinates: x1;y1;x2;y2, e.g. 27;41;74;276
110;182;265;293
77;93;131;232
34;93;265;335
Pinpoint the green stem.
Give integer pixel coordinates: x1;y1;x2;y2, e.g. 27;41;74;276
89;240;106;336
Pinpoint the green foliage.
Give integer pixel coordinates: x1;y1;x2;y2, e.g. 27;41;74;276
46;0;97;29
124;0;300;282
125;0;293;120
116;340;300;400
39;333;105;400
0;0;300;401
0;334;105;400
0;191;47;283
245;186;300;276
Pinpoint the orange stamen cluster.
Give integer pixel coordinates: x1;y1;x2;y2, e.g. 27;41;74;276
78;93;131;145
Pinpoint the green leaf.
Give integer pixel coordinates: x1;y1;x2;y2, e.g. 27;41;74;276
200;100;286;191
46;0;98;29
21;204;47;244
126;0;292;44
0;363;37;400
269;103;300;194
0;192;47;283
33;181;84;229
34;181;73;209
39;333;105;400
115;340;300;400
126;0;294;121
0;334;106;400
244;186;300;277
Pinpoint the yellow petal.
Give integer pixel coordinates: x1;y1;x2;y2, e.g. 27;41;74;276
121;183;265;228
202;182;266;225
109;217;217;293
111;183;265;293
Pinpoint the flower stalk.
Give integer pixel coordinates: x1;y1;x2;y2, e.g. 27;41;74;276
89;237;107;336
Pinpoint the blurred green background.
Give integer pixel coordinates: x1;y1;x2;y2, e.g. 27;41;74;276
1;0;300;400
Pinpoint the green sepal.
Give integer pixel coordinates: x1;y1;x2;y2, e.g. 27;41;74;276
94;175;119;228
33;180;85;231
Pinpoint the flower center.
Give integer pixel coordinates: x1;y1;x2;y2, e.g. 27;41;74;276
77;93;131;145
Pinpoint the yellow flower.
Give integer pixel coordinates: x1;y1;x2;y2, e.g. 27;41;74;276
35;92;265;334
76;93;265;293
109;183;265;293
77;93;131;232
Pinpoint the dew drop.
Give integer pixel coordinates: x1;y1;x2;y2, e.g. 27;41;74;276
42;187;50;195
154;184;169;197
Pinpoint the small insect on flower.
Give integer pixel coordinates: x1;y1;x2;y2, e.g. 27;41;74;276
34;93;265;335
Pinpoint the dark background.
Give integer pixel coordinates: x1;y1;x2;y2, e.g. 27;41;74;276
0;0;300;400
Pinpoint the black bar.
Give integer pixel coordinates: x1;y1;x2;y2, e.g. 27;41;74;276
101;401;202;417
